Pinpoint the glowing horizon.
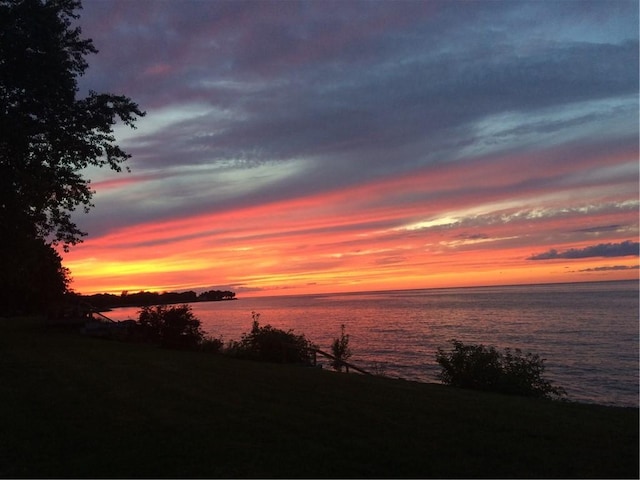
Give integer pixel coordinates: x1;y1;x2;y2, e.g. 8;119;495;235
63;146;639;297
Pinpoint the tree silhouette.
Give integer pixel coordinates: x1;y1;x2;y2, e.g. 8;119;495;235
330;324;352;371
0;0;144;312
1;0;144;247
138;305;205;349
1;234;70;315
436;339;566;400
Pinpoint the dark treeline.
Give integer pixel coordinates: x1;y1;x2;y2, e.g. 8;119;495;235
80;289;236;311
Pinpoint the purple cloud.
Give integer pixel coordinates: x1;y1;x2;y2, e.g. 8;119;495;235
573;225;623;233
528;241;639;260
578;265;639;272
63;0;639;291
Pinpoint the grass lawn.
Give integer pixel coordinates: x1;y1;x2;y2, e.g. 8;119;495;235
1;316;638;478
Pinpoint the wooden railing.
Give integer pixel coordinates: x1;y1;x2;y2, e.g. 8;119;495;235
310;348;371;375
88;308;117;323
73;299;117;323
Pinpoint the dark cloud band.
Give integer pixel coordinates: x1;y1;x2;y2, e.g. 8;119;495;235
528;241;639;260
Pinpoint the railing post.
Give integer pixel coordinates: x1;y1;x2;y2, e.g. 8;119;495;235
313;348;370;375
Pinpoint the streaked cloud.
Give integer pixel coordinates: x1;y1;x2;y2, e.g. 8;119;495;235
60;0;639;295
573;225;623;234
528;241;639;261
577;265;640;272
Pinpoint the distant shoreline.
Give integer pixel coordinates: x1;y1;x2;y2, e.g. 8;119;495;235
97;297;238;312
72;289;237;312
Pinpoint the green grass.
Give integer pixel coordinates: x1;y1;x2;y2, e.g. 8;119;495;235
1;317;638;478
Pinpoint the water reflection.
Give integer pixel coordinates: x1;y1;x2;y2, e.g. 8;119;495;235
106;281;639;407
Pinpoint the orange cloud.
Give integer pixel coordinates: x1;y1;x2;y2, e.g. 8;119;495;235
63;150;639;296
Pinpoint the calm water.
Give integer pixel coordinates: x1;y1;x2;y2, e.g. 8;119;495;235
107;280;639;407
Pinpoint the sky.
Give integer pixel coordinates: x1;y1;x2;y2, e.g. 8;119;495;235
62;0;639;297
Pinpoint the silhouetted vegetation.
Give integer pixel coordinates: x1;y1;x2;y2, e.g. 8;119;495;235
1;235;71;316
80;289;235;310
0;0;143;314
2;317;637;478
330;324;352;371
136;304;222;352
138;305;204;349
200;335;224;354
226;312;315;364
436;339;566;399
198;289;236;302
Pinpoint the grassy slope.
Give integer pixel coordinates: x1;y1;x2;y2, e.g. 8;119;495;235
1;317;637;478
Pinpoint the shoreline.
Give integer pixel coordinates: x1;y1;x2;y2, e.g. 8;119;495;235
2;315;637;478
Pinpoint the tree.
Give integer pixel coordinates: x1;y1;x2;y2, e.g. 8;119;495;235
435;339;566;400
0;0;144;312
138;305;205;349
1;0;144;247
0;234;70;315
198;290;236;301
330;324;352;371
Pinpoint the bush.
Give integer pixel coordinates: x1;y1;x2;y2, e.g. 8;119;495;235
200;336;224;354
226;312;315;364
330;324;352;371
435;339;566;400
137;304;205;349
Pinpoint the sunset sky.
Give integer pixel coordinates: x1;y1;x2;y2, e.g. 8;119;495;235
62;0;639;297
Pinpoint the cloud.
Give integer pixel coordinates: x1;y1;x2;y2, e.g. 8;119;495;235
573;224;623;233
577;265;639;272
76;1;639;193
375;256;408;266
456;233;489;240
78;1;639;176
60;0;640;295
528;240;639;260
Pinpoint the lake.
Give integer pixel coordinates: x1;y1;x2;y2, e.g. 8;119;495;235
106;280;639;407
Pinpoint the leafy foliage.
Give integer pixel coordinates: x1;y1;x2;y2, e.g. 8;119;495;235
0;0;143;313
436;339;566;399
137;304;206;349
0;235;70;315
226;312;315;364
200;336;224;354
0;0;144;248
330;324;352;371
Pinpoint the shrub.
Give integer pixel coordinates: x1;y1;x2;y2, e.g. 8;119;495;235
137;304;205;349
200;336;224;354
369;362;387;377
330;324;352;371
435;339;566;400
227;312;315;364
